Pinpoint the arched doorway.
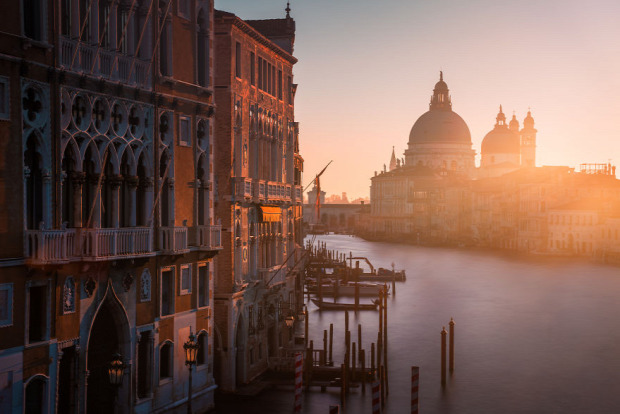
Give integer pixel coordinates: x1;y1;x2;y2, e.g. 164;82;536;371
235;315;245;387
86;288;130;414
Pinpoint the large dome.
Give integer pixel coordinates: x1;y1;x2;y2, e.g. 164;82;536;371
481;128;519;154
408;110;472;145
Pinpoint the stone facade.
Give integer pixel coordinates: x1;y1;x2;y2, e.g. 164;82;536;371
0;1;221;413
212;9;304;391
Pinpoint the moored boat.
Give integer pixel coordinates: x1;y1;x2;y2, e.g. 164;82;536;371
311;298;379;311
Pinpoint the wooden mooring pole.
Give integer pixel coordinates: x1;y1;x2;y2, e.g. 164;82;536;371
329;323;334;365
441;326;447;387
449;317;455;373
361;349;366;394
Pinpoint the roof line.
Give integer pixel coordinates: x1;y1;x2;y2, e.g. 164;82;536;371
215;10;298;65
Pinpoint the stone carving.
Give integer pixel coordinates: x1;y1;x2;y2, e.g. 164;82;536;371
140;269;151;302
63;276;76;314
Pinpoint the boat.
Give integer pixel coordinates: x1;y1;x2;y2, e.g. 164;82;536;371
306;281;389;297
311;298;379;311
358;267;407;282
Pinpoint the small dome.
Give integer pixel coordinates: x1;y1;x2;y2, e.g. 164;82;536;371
482;127;520;154
409;110;472;145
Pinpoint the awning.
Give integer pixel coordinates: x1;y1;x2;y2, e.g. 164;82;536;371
260;206;282;222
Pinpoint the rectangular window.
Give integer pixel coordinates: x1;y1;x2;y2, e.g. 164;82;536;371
61;0;72;36
159;342;172;380
272;66;276;95
197;331;207;366
250;52;255;85
198;263;209;308
257;57;262;89
24;0;44;41
161;268;175;316
277;70;282;100
267;64;272;95
180;264;191;295
0;76;9;120
235;42;241;78
179;115;191;146
0;284;13;327
263;60;268;91
288;76;293;104
28;284;48;343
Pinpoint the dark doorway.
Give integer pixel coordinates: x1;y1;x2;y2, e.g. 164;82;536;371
235;316;245;387
24;376;46;414
87;301;121;414
58;345;77;413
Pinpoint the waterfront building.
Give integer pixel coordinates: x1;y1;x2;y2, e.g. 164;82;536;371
0;1;221;412
366;73;620;257
213;7;304;391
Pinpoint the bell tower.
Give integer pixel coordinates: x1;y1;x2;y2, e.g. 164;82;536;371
520;109;537;167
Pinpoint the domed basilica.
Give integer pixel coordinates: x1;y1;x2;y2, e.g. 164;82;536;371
369;72;538;243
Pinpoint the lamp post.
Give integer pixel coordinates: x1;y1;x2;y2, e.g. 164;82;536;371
108;353;125;414
184;330;199;414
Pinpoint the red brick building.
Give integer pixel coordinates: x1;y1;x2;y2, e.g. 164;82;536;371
213;8;304;391
0;1;220;413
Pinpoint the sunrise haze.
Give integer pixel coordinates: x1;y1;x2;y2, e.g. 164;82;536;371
218;0;620;199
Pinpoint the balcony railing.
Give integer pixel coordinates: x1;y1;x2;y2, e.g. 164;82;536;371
189;225;223;250
235;177;253;200
159;226;189;254
25;227;154;263
25;229;77;264
294;186;302;203
59;37;152;89
80;227;153;260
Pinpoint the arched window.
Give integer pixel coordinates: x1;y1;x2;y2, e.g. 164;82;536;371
61;144;78;227
24;134;43;230
82;145;98;227
24;375;48;414
159;150;171;226
197;331;207;366
159;341;173;381
120;151;133;227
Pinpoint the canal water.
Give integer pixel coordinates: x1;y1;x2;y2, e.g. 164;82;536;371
216;234;620;413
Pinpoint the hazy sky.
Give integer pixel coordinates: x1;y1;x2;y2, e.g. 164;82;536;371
216;0;620;199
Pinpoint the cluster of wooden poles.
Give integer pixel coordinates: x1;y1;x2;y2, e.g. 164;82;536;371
302;287;391;410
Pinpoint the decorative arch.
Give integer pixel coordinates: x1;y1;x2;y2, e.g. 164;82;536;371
23;374;49;414
84;279;131;413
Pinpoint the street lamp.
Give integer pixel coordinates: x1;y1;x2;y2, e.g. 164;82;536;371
184;330;199;414
285;315;295;329
108;353;125;414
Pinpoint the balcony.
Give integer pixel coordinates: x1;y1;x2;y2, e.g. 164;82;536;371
59;37;151;89
235;177;253;201
189;225;223;251
294;186;302;203
254;180;267;201
25;227;155;263
80;227;154;260
158;226;189;254
25;229;77;265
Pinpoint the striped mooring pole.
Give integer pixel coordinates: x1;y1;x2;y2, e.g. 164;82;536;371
294;352;303;413
411;366;419;414
372;380;381;414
